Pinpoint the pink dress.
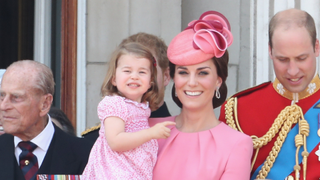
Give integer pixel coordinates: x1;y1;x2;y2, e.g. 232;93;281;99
149;116;253;180
82;95;158;180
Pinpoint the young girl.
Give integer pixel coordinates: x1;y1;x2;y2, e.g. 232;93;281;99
82;42;175;180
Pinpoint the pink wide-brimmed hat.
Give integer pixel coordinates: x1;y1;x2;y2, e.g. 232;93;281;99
167;11;233;66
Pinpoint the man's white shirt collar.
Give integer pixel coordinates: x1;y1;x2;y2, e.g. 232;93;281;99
14;114;55;167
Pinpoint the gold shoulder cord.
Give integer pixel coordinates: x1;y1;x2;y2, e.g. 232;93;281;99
225;97;309;180
81;124;101;136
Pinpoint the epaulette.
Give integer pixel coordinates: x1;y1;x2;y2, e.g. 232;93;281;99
226;81;271;101
81;123;101;136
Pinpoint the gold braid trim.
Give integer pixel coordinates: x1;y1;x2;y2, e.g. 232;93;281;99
256;105;302;179
225;98;309;179
226;97;290;149
81;124;101;136
225;97;260;171
225;97;238;131
294;116;309;180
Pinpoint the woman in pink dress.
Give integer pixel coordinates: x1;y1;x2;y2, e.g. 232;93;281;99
149;10;253;180
82;42;175;180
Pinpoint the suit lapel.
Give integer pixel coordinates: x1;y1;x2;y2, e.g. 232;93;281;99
38;125;76;174
38;125;59;174
0;134;24;180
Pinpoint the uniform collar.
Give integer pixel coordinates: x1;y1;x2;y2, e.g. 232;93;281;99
273;74;320;101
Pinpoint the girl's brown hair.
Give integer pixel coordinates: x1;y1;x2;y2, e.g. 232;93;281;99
101;42;163;111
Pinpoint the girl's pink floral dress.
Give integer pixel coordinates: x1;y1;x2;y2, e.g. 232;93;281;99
82;95;157;180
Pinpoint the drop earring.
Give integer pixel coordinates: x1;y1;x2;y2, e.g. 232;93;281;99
215;87;220;99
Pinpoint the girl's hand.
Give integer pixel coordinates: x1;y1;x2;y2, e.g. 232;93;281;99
150;121;176;139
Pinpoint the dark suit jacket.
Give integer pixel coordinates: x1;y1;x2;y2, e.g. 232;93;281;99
0;124;93;180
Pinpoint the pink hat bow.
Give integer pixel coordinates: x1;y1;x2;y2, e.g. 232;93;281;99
167;10;233;65
186;11;233;58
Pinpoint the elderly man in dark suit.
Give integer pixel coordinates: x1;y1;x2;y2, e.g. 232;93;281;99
0;60;93;180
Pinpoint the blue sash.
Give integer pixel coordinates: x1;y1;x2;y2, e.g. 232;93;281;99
251;100;320;180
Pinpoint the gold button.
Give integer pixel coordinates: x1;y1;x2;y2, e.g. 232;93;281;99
287;175;294;180
25;160;29;165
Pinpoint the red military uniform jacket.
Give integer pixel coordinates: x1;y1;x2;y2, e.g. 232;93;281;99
220;75;320;180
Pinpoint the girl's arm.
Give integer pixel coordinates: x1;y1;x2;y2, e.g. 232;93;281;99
220;136;253;180
104;116;175;152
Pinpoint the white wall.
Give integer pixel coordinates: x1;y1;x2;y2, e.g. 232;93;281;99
86;0;181;128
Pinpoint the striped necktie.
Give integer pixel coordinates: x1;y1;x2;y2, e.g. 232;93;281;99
18;141;39;180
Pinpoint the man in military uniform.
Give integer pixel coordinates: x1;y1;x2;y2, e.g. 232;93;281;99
220;9;320;180
82;32;171;142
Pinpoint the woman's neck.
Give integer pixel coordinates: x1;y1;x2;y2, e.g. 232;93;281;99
175;105;220;133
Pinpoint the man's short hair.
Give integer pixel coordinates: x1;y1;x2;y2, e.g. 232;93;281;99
269;8;317;50
7;60;55;95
